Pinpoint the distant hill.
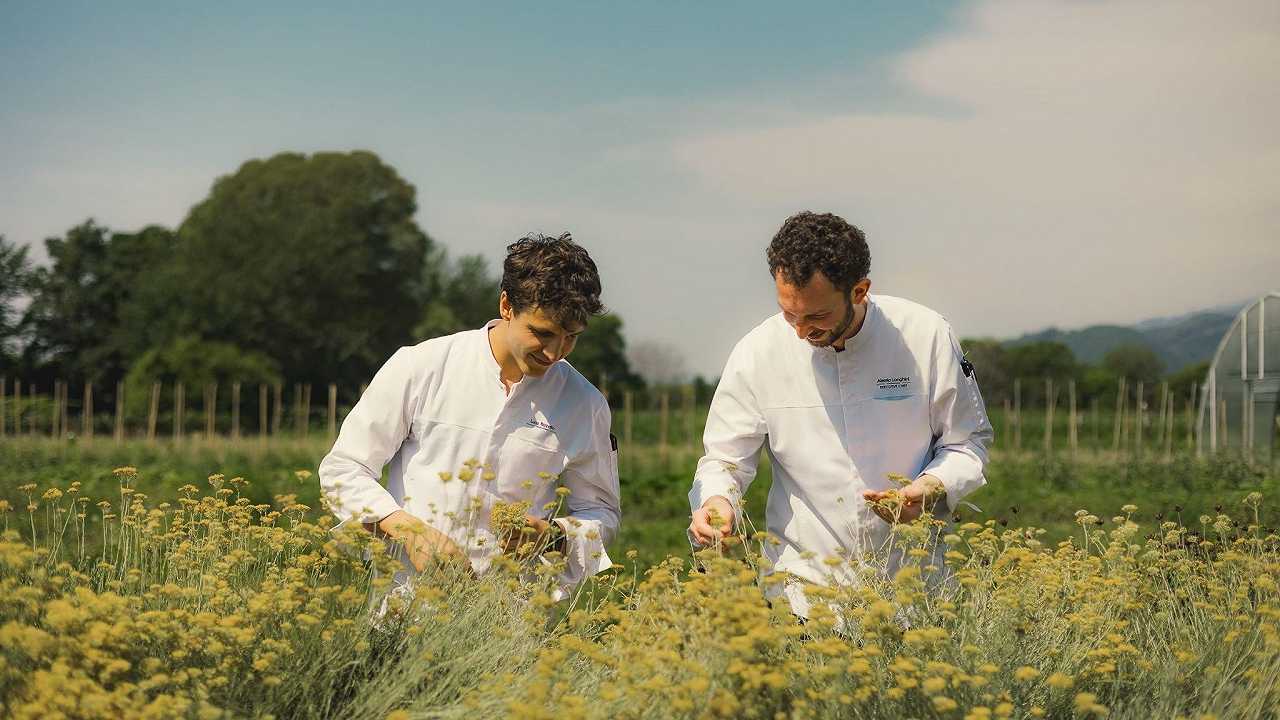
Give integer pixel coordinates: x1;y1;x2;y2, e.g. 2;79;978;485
1006;304;1245;373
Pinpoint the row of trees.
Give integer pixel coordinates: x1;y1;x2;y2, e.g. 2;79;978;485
0;151;645;400
960;337;1208;406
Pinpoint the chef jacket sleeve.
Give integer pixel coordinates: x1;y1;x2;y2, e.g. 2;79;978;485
689;339;768;519
919;322;993;512
318;347;417;529
550;395;621;593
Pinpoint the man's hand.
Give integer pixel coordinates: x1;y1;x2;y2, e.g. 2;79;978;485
688;496;735;547
863;475;946;525
500;514;558;557
365;510;469;573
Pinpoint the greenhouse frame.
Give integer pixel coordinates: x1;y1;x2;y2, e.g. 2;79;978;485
1198;292;1280;460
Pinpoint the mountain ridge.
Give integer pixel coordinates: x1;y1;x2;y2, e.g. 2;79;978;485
1003;302;1251;373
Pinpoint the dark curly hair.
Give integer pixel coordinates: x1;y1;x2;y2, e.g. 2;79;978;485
501;232;604;329
766;212;871;293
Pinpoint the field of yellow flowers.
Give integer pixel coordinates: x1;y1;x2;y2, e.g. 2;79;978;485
2;464;1278;720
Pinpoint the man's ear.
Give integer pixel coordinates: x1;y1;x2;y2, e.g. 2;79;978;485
852;278;872;303
498;291;513;321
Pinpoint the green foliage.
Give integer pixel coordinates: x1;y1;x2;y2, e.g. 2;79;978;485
566;313;644;394
20;222;177;382
0;235;33;367
1102;342;1165;385
174;151;432;388
415;252;500;339
959;338;1009;403
1167;360;1210;398
123;335;280;416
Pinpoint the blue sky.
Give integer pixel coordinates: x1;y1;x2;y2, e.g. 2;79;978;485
2;1;1277;377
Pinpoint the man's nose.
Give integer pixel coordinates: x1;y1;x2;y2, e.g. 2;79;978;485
543;338;565;361
793;322;811;340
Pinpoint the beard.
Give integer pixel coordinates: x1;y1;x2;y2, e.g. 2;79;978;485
806;295;857;348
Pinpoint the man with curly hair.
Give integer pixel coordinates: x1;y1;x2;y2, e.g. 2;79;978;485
321;233;621;599
687;211;991;614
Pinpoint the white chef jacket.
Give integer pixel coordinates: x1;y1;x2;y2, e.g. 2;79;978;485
319;321;620;596
689;294;991;611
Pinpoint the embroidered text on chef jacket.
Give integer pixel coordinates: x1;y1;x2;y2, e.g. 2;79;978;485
320;321;620;596
689;294;991;612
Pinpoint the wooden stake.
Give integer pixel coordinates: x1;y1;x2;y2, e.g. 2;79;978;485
1113;378;1126;453
147;383;160;443
10;379;18;438
302;384;312;438
114;381;125;443
1068;379;1078;457
1186;382;1197;450
204;383;217;439
0;376;6;438
231;382;241;440
1165;393;1175;460
28;384;36;436
1135;381;1145;457
83;381;94;439
173;381;185;442
272;384;283;436
327;384;337;439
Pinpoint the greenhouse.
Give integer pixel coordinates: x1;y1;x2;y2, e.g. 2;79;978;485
1198;292;1280;459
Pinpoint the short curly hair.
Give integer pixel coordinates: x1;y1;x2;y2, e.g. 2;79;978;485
501;232;604;329
766;212;871;293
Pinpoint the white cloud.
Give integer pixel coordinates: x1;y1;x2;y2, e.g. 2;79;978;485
671;0;1280;348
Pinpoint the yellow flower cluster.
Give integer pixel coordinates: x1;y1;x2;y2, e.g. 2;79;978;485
1;469;1277;720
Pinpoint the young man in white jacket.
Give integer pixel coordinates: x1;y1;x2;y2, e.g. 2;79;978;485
687;212;992;614
320;233;621;598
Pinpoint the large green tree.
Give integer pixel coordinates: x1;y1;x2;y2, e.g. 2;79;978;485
175;151;434;387
22;222;177;382
1102;343;1165;385
0;235;32;369
415;252;501;339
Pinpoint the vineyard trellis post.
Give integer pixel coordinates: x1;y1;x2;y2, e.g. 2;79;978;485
302;384;312;438
83;381;94;439
272;384;283;436
1068;379;1078;457
1135;381;1145;458
114;381;125;443
147;383;160;443
173;381;185;442
328;384;338;440
205;383;218;439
